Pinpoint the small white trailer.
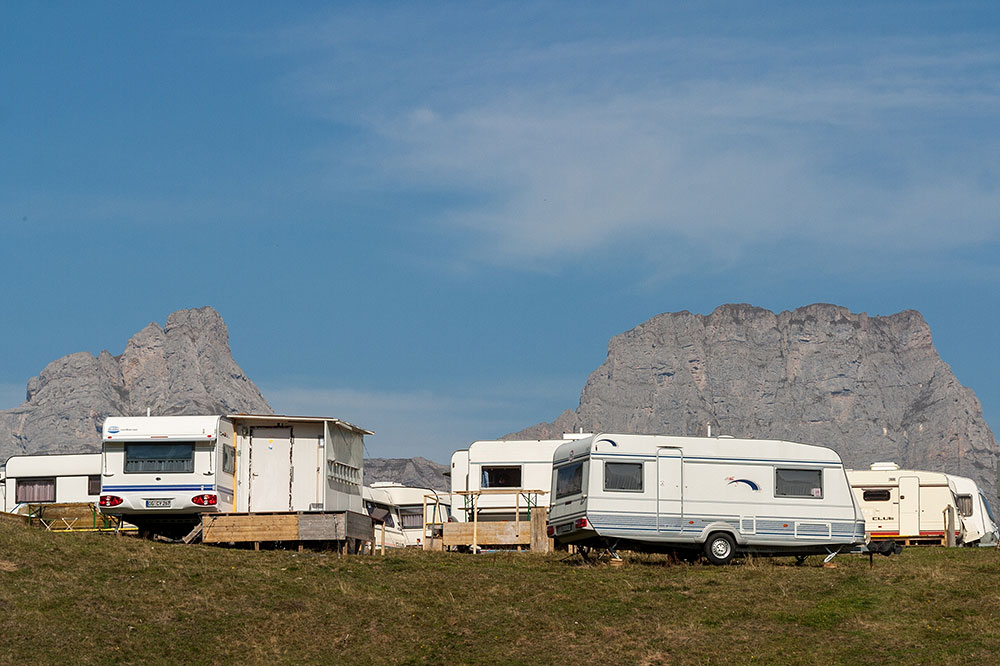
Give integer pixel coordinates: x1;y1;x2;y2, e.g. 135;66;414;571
2;453;102;514
947;474;999;547
449;434;590;522
847;463;965;545
363;482;451;548
547;433;867;564
98;414;371;538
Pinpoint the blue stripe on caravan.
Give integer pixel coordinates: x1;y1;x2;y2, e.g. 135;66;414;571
216;486;234;495
558;452;841;466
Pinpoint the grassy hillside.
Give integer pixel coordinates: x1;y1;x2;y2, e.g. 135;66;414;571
1;522;999;665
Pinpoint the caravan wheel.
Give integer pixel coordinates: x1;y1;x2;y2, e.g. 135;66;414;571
704;532;736;565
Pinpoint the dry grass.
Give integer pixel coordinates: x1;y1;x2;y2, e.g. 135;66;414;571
2;521;1000;664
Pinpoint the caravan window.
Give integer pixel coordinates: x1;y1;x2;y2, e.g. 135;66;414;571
365;501;395;528
862;489;891;502
481;466;521;489
775;468;823;499
604;462;643;492
399;507;424;529
981;493;998;524
556;462;584;499
222;444;236;475
16;477;55;503
125;443;195;473
956;495;974;517
88;475;101;496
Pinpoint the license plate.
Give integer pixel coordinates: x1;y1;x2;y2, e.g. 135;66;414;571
145;499;171;508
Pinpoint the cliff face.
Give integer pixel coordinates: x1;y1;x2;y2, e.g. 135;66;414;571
0;307;272;460
509;303;999;497
363;457;450;491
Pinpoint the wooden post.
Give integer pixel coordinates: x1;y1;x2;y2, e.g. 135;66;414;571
472;493;478;554
380;521;386;555
946;507;956;547
515;492;520;537
530;506;549;553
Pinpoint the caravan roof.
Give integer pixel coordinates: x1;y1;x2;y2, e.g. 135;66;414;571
4;453;102;477
102;414;373;442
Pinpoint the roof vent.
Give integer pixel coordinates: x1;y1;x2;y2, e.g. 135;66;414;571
870;462;900;471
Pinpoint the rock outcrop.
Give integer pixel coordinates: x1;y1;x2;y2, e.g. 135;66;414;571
0;307;272;460
363;457;450;491
509;303;999;497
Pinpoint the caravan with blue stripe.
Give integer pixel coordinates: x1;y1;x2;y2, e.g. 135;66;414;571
96;414;371;539
547;433;867;564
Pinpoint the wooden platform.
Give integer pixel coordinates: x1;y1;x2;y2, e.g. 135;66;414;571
442;506;551;552
201;510;373;545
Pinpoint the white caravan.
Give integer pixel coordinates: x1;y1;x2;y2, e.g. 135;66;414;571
450;435;591;522
847;463;964;545
363;482;451;548
98;414;370;536
363;485;408;548
2;453;102;514
547;434;867;564
947;474;998;547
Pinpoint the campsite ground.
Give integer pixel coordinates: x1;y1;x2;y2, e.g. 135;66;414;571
1;522;998;665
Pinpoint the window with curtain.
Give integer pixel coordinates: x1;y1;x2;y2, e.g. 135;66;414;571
775;468;823;498
125;443;194;473
88;475;101;495
604;462;643;492
16;477;55;503
399;507;424;529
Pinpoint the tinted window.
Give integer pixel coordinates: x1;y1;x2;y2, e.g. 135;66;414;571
555;462;584;499
222;445;236;475
365;501;395;528
125;443;194;473
88;475;101;496
482;466;521;488
605;462;643;492
775;468;823;498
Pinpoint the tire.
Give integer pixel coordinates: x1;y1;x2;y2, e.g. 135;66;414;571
703;532;736;565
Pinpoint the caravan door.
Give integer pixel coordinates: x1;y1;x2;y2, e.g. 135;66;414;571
899;476;920;536
656;447;683;534
248;427;293;511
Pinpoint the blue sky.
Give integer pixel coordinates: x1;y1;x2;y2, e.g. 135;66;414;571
2;2;998;464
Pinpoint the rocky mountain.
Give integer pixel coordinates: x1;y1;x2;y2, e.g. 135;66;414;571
0;307;272;461
363;457;450;491
509;303;999;498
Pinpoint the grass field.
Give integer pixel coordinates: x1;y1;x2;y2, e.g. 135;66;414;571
2;521;999;665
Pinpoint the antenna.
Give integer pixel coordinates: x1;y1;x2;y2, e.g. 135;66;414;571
146;407;151;417
707;422;712;437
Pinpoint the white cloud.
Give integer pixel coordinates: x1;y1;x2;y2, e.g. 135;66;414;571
279;10;1000;272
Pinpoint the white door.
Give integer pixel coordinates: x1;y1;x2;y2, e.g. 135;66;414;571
248;427;292;512
657;448;683;533
898;476;920;536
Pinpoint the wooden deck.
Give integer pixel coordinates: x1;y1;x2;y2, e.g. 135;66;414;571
200;510;373;546
442;506;551;552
